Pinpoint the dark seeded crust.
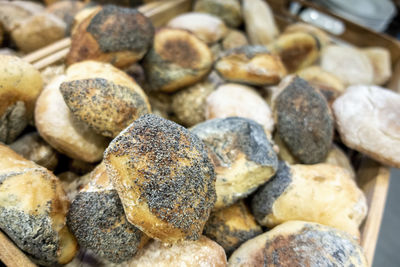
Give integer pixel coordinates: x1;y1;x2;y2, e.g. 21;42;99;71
191;117;278;167
60;78;150;137
275;77;334;164
204;202;262;256
0;208;59;266
104;114;216;241
87;5;153;53
262;224;365;266
67;190;144;263
0;169;62;266
251;161;292;223
0;101;28;144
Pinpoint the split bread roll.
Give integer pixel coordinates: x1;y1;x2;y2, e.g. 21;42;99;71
67;163;148;263
35;75;109;163
333;85;400;168
215;45;286;86
0;143;77;266
204;201;262;256
67;5;154;68
191;117;278;209
229;221;368;267
251;162;367;239
104;114;216;243
60;61;151;138
0;55;43;144
129;236;227;267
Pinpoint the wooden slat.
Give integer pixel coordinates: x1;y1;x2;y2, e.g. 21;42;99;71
0;231;36;267
357;159;391;266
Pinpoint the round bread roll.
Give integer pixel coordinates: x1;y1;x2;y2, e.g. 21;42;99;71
251;162;367;238
297;66;345;106
321;45;373;86
191;117;278;209
194;0;242;28
0;144;77;266
10;132;59;170
11;12;66;52
167;12;228;44
267;32;321;73
171;79;215;127
215;45;287;86
0;1;44;32
229;221;368;267
67;5;154;68
60;61;151;138
205;83;274;133
128;236;227;267
362;47;392;85
35;75;109;163
104;114;216;243
0;55;43;144
242;0;279;45
204;201;262;256
274;76;334;164
46;0;85;35
67;163;148;263
143;28;213;93
222;29;249;50
333;85;400;168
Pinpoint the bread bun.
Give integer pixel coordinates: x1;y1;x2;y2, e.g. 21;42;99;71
191;117;278;209
60;61;150;138
67;163;148;263
215;45;286;86
35;75;109;162
205;83;275;133
67;5;154;68
251;162;367;238
222;29;248;50
104;114;216;243
274;76;334;164
0;144;77;266
333;85;400;168
362;47;392;85
229;221;367;267
143;28;213;92
129;236;227;267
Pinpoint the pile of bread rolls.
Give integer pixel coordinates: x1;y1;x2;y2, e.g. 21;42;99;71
0;0;399;266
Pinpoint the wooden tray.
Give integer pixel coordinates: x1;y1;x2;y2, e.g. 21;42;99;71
0;0;392;266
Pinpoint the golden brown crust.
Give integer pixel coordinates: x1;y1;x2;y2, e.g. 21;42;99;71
215;45;287;86
67;5;154;68
0;143;77;266
143;28;213;92
267;32;320;73
204;201;262;256
104;114;216;243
